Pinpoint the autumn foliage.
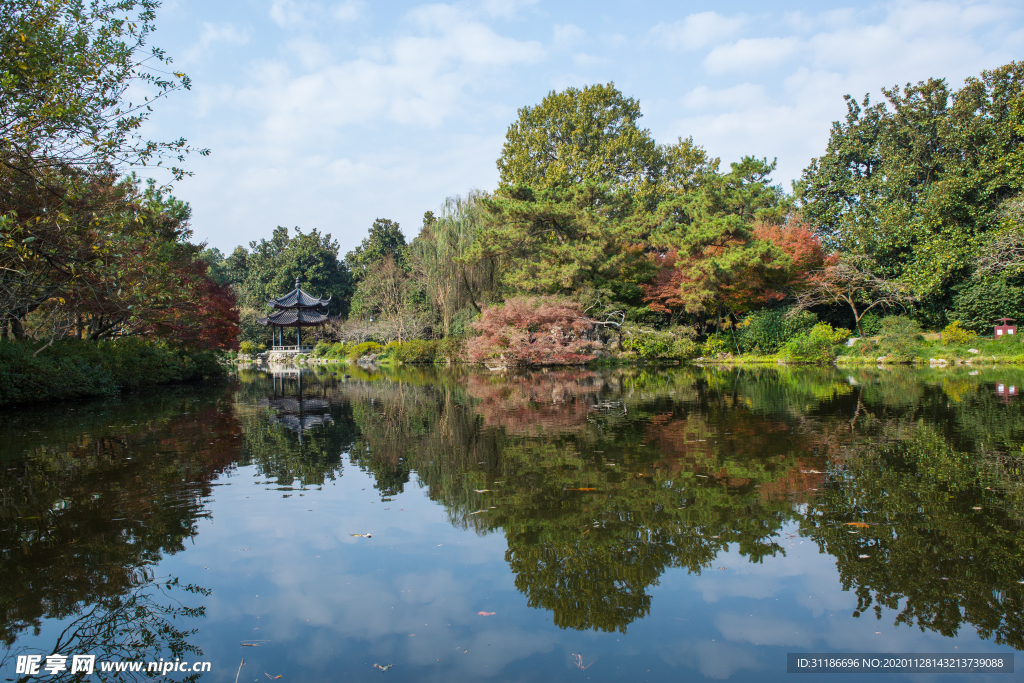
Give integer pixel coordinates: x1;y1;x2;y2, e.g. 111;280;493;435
467;296;603;366
642;219;827;321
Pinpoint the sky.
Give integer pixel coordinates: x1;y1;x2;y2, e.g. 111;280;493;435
144;0;1024;255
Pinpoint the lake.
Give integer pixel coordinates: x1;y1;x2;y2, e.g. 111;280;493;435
2;364;1023;682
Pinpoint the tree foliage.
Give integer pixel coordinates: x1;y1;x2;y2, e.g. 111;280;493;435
796;63;1024;318
467;296;605;366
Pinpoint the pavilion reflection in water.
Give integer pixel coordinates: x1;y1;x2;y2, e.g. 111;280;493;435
259;366;334;443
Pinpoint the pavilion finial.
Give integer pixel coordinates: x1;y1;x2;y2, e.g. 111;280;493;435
295;275;301;289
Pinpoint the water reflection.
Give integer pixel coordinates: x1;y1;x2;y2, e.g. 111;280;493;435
228;365;1024;642
2;364;1023;676
0;389;229;673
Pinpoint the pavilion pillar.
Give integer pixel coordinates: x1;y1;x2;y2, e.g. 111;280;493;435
297;325;302;348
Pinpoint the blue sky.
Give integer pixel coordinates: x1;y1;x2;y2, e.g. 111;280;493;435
145;0;1024;254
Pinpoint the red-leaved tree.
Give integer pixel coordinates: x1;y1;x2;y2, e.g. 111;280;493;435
467;296;603;366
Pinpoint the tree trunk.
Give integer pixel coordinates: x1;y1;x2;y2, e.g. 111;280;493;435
10;315;26;340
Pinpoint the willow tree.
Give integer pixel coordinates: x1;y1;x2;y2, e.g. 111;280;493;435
409;192;498;337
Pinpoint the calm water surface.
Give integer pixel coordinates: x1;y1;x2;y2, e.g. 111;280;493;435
2;365;1023;682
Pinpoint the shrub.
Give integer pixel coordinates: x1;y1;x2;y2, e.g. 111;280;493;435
941;321;978;346
737;309;817;354
238;340;256;355
348;341;383;360
951;278;1024;333
780;323;851;363
877;316;922;362
436;337;465;364
312;340;332;357
0;338;224;407
700;334;729;358
391;339;440;364
321;342;350;359
467;296;602;366
859;312;884;337
621;325;697;360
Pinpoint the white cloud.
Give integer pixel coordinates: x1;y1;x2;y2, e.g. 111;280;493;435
180;22;249;65
479;0;539;19
573;53;607;67
650;11;746;51
704;36;801;74
270;0;365;27
681;83;768;111
270;0;307;26
332;0;364;22
552;23;585;49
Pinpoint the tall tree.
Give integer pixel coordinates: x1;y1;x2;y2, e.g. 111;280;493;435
497;83;662;197
345;218;407;280
796;62;1024;321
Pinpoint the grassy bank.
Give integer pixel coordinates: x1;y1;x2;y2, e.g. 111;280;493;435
0;338;225;407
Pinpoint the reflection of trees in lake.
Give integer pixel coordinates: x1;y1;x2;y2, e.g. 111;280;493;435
235;365;1024;642
233;370;357;487
0;389;226;663
802;417;1024;649
2;572;208;683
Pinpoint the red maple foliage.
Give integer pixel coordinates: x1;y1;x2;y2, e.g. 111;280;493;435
467;296;603;366
144;260;240;350
642;219;827;319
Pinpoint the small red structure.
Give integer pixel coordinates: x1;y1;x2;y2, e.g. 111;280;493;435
997;383;1018;403
994;317;1017;337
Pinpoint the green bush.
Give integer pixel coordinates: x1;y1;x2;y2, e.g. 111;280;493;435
859;312;884;337
348;341;382;360
951;277;1024;333
621;325;697;360
312;340;332;357
877;316;922;362
941;321;978;345
700;333;729;358
238;340;256;355
780;323;851;363
435;337;465;364
391;339;440;364
0;338;224;407
737;309;817;354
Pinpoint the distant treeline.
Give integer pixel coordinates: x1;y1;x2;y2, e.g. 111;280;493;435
210;66;1024;363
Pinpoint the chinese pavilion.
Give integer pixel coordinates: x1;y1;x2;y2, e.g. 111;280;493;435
256;277;332;353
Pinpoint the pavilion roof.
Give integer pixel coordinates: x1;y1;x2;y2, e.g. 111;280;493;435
267;277;332;309
256;308;332;327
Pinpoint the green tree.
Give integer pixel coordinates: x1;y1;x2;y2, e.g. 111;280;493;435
409;193;499;336
232;227;353;343
0;0;205;182
496;83;662;197
796;63;1024;321
345;218;408;280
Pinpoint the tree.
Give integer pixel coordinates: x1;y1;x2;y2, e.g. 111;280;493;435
497;83;661;196
349;255;421;342
796;63;1024;320
473;184;643;299
227;227;352;344
409;193;499;336
638;157;791;327
0;0;205;183
793;254;917;337
345;218;407;280
466;296;604;366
